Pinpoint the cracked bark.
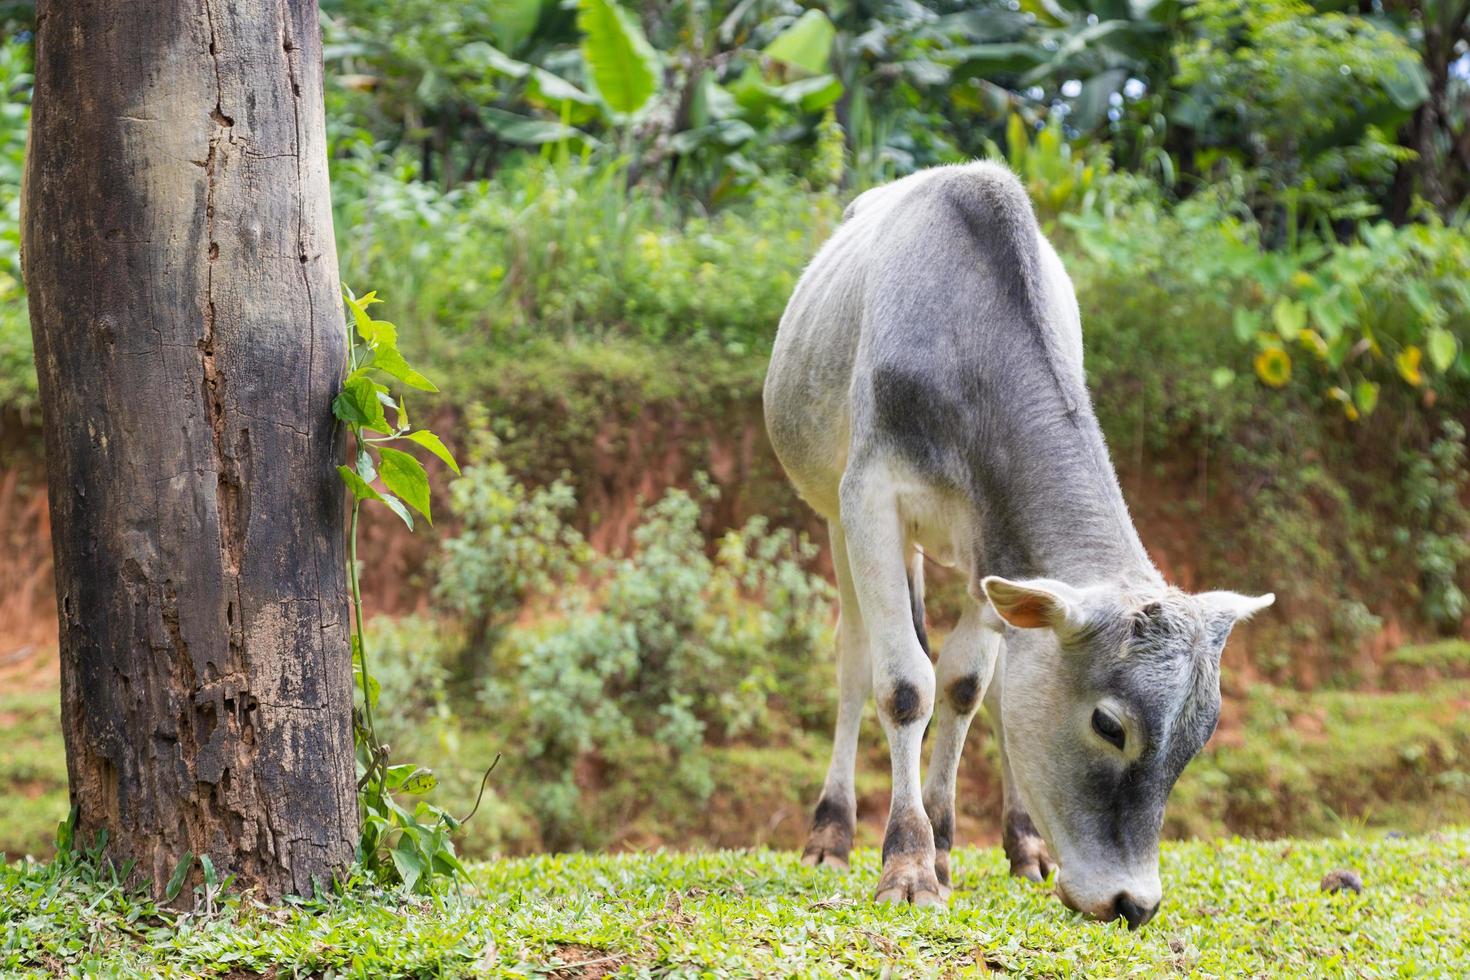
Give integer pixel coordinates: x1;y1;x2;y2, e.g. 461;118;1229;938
22;0;355;901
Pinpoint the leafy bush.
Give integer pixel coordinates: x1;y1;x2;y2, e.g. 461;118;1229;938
434;414;591;673
1397;420;1470;632
1065;187;1470;420
1175;0;1426;229
480;481;833;848
332;153;839;357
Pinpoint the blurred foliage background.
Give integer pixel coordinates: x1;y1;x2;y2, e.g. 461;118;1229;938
0;0;1468;860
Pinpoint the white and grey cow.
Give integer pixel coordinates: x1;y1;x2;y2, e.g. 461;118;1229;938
763;161;1273;928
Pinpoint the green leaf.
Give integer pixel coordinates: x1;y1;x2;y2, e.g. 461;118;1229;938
1354;379;1379;416
1406;280;1441;323
338;465;382;502
1427;327;1458;373
355;450;376;485
1309;291;1350;342
487;0;543;50
383;764;425;791
333;376;389;432
199;853;217;889
372;345;438;392
946;42;1049;80
164;852;193;902
378;448;432;524
344;289;398;350
1210;367;1236;389
771;74;844;113
384;766;439;795
402;770;438;794
391;838;427;893
482;107;596;147
406;430;460;474
762;9;835;76
1381;57;1429;111
577;0;661;119
380;493;415;531
1232;307;1261;344
1271;297;1306;342
1070;68;1128;132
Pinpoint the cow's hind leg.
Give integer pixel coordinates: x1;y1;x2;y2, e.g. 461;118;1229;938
921;597;1002;892
802;521;869;871
839;464;942;906
983;665;1057;882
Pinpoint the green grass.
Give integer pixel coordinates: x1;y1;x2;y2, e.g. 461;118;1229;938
3;831;1468;977
1390;639;1470;672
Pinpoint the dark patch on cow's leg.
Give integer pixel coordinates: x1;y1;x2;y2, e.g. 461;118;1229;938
801;794;854;870
875;804;945;906
1003;807;1056;883
928;804;954;889
946;673;982;715
884;680;925;727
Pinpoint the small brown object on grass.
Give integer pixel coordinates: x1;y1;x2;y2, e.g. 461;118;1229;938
1320;869;1364;894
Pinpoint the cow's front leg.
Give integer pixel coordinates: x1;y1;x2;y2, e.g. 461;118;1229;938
921;600;1002;892
983;665;1057;882
873;656;941;905
840;468;943;906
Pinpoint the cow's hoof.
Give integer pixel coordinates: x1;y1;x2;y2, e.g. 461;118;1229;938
1004;813;1056;883
801;848;850;871
874;856;948;907
801;823;853;870
933;849;961;896
1010;848;1057;883
802;798;854;871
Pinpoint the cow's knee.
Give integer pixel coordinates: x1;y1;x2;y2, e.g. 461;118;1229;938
877;670;934;731
944;672;983;716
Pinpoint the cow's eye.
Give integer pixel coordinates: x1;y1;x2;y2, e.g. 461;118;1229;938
1091;708;1126;750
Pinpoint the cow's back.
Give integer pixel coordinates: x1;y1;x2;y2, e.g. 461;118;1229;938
763;162;1083;521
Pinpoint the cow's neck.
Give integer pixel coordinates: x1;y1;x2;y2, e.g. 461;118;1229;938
972;403;1160;589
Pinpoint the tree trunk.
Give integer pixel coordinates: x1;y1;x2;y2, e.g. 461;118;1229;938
22;0;355;900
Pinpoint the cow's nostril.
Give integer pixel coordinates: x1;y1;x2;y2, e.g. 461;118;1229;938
1113;893;1159;930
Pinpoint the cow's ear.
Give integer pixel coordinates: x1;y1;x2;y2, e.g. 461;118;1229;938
1197;591;1275;649
981;576;1087;632
1197;591;1275;621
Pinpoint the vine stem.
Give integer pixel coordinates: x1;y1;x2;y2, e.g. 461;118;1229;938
348;489;383;794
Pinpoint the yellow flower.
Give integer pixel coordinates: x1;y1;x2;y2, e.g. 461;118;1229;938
1255;347;1292;388
1395;345;1423;386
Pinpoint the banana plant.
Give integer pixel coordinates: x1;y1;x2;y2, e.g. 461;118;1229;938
475;0;662;146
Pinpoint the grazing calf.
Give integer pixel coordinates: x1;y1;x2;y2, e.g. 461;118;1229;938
763;162;1272;927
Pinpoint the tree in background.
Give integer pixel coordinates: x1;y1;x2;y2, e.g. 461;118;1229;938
22;0;355;899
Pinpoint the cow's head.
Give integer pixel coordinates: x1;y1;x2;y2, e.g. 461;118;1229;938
981;576;1273;928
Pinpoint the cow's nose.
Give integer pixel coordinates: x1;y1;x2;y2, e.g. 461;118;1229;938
1113;893;1159;930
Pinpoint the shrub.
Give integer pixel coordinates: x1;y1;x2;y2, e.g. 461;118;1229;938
1065;188;1470;425
332;152;840;359
1397;420;1470;632
481;481;833;848
434;412;591;676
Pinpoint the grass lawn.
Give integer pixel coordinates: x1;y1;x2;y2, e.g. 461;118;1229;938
4;830;1467;977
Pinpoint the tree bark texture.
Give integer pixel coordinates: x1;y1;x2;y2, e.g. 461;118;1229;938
23;0;355;899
